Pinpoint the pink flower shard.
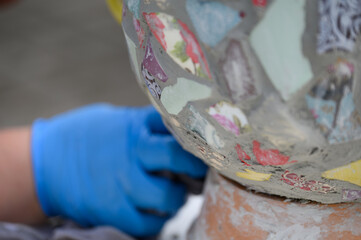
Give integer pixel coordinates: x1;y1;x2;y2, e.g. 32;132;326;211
282;171;335;193
212;114;240;135
143;12;167;50
133;17;145;47
235;144;251;166
177;19;212;79
252;141;296;166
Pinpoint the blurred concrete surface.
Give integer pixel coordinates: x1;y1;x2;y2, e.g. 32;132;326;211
0;0;149;127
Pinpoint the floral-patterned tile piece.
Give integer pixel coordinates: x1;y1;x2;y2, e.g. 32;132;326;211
282;171;336;193
207;101;250;136
143;12;212;80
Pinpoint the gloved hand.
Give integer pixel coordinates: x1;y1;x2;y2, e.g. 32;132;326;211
31;104;207;237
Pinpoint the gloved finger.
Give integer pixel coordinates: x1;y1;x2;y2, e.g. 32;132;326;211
133;212;169;237
138;134;208;178
95;196;169;237
143;105;170;134
121;165;187;216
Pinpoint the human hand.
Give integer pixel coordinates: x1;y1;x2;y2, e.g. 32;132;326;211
31;104;207;237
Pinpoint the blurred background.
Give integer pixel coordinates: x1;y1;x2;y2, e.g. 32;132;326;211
0;0;149;128
0;1;201;239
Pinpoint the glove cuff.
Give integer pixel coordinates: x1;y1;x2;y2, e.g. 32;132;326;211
31;119;55;217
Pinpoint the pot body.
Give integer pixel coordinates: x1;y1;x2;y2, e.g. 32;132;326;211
121;0;361;203
188;170;361;240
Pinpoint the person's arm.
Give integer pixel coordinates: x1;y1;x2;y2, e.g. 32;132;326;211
0;104;207;237
0;127;46;224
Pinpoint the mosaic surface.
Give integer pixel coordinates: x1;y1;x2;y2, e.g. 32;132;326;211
121;0;361;203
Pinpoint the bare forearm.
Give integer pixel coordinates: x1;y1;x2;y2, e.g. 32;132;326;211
0;127;46;224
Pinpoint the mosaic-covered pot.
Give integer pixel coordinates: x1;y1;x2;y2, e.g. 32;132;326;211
121;0;361;203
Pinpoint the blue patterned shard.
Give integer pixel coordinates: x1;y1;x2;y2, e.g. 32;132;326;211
186;0;242;47
306;90;361;144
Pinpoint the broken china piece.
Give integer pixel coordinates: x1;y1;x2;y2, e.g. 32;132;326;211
160;78;211;115
221;40;257;102
127;0;140;19
141;40;167;99
141;64;162;99
306;59;361;144
185;0;242;47
207;101;250;136
253;141;296;166
236;169;272;181
322;159;361;187
143;39;168;82
317;0;361;53
282;171;336;193
250;0;313;100
235;144;251;166
143;12;212;79
188;105;224;150
342;189;361;201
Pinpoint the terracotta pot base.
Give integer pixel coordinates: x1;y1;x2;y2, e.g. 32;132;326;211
188;170;361;240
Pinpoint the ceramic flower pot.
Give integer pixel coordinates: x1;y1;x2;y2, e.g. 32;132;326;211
120;0;361;204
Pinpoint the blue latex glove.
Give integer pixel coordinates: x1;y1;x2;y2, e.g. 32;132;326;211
31;104;207;237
